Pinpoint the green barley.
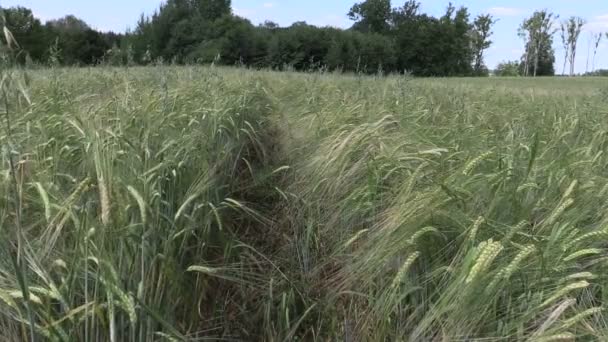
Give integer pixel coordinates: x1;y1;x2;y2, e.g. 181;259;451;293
466;240;503;284
540;281;590;309
390;252;421;289
487;245;535;291
563;248;603;262
543;198;575;227
462;151;493;176
534;332;575;342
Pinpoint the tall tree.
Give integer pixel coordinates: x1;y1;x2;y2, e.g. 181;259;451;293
471;14;496;75
520;10;557;77
518;22;531;76
389;1;476;76
391;0;420;26
129;0;233;62
445;5;474;76
559;22;569;75
562;17;585;76
585;34;591;73
390;0;423;72
348;0;391;34
592;33;602;72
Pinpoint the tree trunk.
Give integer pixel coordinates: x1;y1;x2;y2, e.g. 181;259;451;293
524;47;530;76
475;51;483;73
585;42;590;74
569;44;576;77
533;43;540;77
569;56;572;77
570;50;575;77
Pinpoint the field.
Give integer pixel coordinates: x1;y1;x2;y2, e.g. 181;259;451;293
1;66;608;341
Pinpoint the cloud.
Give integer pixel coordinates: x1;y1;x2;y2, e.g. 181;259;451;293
263;3;274;8
585;21;608;32
585;14;608;33
487;7;524;17
596;14;608;21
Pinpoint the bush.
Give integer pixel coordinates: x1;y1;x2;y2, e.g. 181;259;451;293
494;60;520;76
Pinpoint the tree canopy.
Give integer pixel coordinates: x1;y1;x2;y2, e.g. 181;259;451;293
519;10;557;76
0;0;506;76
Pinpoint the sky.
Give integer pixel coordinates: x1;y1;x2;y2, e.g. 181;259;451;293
2;0;608;73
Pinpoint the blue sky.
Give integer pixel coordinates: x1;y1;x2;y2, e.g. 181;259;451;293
3;0;608;72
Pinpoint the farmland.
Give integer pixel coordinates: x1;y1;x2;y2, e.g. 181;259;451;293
1;66;608;340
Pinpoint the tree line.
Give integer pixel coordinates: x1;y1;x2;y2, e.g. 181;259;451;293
495;11;607;77
1;0;605;76
0;0;495;76
1;7;122;66
114;0;497;76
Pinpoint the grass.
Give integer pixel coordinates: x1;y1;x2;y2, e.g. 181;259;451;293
1;65;608;340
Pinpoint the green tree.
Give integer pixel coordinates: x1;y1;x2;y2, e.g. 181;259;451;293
47;15;109;65
208;16;263;65
391;1;426;73
448;5;474;75
592;33;601;72
326;29;355;71
519;10;557;76
471;14;496;75
1;6;47;62
192;0;231;20
428;4;473;76
356;31;396;73
494;60;520;76
130;0;233;62
559;21;569;75
348;0;391;34
390;2;475;76
561;17;584;76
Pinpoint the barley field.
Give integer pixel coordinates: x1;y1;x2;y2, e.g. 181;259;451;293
1;66;608;341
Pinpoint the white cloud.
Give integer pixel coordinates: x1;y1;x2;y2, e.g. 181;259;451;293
585;14;608;33
487;7;525;17
263;3;274;8
596;14;608;21
585;21;608;33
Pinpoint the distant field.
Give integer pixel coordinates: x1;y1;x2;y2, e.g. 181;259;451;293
1;67;608;340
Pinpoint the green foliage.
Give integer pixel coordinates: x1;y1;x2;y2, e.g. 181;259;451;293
348;0;392;34
494;60;521;76
585;69;608;76
0;1;500;76
391;3;476;76
1;6;46;62
129;0;233;63
561;17;585;76
519;10;557;76
471;14;496;75
0;7;123;66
